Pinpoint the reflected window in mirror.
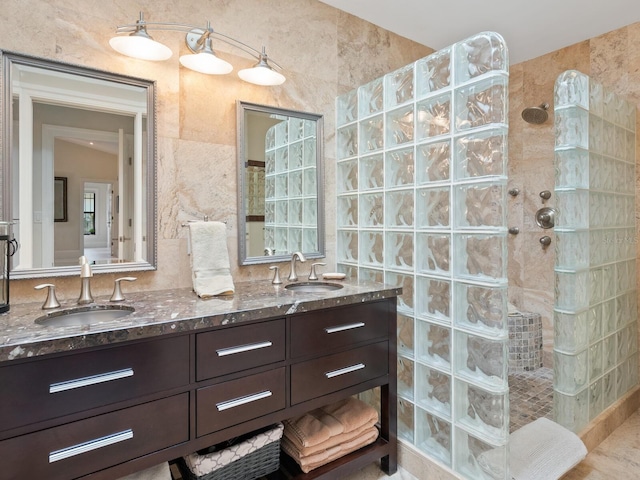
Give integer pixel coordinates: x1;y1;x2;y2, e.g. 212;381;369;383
237;101;324;265
2;51;156;278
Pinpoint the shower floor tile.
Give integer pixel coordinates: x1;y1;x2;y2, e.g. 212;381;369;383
509;366;554;433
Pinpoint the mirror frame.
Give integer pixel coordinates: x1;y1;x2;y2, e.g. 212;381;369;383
236;100;325;266
1;50;157;278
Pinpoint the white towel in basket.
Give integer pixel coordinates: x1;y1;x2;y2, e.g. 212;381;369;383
183;423;284;477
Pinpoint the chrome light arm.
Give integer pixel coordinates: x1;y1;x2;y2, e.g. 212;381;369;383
113;13;284;70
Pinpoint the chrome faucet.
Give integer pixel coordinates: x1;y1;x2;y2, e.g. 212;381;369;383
77;256;94;305
288;251;307;282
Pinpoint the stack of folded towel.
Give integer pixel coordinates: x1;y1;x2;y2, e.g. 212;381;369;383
281;397;379;473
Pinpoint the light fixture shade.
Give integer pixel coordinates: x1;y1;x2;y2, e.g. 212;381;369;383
238;64;286;86
179;52;233;75
109;33;173;61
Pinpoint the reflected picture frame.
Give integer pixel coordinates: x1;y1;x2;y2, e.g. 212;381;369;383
54;176;67;222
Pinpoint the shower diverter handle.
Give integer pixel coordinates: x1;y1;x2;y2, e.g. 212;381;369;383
535;207;557;229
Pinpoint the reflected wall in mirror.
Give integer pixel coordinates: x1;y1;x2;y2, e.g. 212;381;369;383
237;101;324;265
1;51;156;278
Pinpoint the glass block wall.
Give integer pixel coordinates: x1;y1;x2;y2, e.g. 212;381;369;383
553;70;638;432
264;117;318;255
336;32;510;479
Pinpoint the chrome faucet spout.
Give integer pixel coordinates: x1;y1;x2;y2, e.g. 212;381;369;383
77;257;94;305
288;251;306;282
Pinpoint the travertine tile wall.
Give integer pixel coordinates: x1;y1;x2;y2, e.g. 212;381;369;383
507;22;640;370
1;0;431;305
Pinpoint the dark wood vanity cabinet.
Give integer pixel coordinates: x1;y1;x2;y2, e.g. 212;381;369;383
0;297;397;480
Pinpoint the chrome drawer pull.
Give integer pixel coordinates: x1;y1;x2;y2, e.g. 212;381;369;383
324;322;365;334
49;429;133;463
216;341;273;357
216;390;272;411
325;363;365;378
49;368;134;394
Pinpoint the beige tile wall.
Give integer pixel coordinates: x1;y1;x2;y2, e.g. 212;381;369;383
1;0;431;305
508;22;640;368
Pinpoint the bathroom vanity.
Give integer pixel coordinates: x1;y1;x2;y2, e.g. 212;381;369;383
0;281;399;480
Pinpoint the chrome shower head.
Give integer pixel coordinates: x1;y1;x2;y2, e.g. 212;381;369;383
522;103;549;124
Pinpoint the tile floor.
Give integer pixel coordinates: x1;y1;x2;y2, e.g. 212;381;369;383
563;408;640;479
509;366;554;433
343;463;419;480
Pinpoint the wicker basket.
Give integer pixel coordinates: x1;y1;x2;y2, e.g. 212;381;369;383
177;423;283;480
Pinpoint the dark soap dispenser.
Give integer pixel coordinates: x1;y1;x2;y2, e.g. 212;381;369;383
0;222;17;313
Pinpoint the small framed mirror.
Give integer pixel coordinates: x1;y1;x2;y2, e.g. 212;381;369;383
1;51;156;278
237;100;325;265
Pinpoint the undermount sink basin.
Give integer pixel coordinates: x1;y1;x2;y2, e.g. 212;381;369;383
35;305;135;327
285;282;344;293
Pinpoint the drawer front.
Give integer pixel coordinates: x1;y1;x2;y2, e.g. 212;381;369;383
290;301;389;358
197;367;286;437
0;335;189;433
291;342;388;405
1;394;189;480
196;319;285;381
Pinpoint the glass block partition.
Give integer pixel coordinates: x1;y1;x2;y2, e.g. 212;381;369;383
553;70;638;432
264;117;318;255
336;32;510;479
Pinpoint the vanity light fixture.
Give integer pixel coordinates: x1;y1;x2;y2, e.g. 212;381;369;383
109;12;285;86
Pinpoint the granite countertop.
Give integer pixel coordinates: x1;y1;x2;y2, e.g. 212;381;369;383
0;279;401;363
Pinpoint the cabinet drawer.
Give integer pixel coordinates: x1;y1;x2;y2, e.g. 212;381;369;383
0;335;189;433
1;393;188;480
197;367;286;437
290;301;389;358
291;342;388;405
196;319;285;381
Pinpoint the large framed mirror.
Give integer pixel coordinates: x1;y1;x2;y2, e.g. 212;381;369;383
1;51;156;278
237;101;325;265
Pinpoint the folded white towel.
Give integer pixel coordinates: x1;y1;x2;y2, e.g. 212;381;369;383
478;417;587;480
188;221;235;297
509;417;587;480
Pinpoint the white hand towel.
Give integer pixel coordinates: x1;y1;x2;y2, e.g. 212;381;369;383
188;221;235;297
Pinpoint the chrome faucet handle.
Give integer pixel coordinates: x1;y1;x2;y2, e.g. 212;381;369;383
288;252;307;282
308;262;326;281
35;283;61;310
110;277;137;302
269;266;282;285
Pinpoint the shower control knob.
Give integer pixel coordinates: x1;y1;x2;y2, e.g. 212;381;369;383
508;227;520;235
540;236;551;247
535;207;557;229
539;190;552;200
